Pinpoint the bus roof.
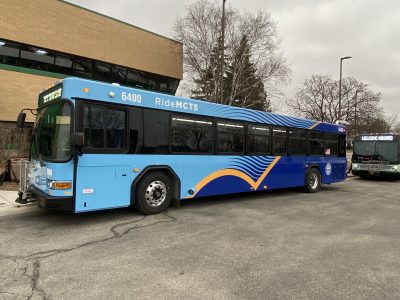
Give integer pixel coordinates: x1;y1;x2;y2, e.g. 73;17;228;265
57;77;345;133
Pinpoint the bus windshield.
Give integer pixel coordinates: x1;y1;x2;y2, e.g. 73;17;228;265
376;142;398;163
354;142;375;156
354;141;398;163
33;101;72;161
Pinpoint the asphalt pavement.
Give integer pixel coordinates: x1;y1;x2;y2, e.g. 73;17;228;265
0;177;400;299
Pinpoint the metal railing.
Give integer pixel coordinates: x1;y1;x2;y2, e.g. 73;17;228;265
16;159;32;203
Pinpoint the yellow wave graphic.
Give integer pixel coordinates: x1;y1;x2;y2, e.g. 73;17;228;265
191;156;281;197
308;121;321;129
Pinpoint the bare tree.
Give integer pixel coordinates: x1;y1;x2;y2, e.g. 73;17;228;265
288;75;386;135
173;0;290;110
394;121;400;135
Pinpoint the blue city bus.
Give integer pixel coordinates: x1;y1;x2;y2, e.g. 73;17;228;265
17;77;347;214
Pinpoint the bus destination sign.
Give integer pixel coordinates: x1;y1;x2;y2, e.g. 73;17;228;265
361;135;394;141
39;84;63;107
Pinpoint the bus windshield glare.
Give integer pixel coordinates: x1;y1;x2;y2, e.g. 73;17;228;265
33;101;72;161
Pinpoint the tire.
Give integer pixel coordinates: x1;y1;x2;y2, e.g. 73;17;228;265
304;168;322;193
135;172;172;215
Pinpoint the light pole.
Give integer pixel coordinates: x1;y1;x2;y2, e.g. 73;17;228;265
220;0;227;104
338;56;352;120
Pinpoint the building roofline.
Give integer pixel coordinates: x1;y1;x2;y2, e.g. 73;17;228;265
59;0;182;45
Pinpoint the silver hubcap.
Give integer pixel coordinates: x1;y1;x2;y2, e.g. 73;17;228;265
145;181;167;207
310;173;319;189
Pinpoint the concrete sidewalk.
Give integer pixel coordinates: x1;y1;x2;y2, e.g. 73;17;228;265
0;189;38;217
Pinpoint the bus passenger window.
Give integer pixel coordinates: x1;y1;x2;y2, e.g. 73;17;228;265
308;131;324;156
288;128;307;155
217;122;244;154
83;106;126;150
272;126;287;155
170;116;214;153
247;124;270;155
324;133;338;156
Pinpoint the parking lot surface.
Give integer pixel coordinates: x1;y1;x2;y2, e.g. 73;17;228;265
1;177;400;299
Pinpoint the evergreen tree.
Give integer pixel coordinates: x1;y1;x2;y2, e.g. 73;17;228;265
191;37;228;102
225;35;269;111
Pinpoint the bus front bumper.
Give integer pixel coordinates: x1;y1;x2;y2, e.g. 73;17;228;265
352;170;400;179
30;186;74;212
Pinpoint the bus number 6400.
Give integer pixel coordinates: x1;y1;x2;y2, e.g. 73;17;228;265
121;92;142;103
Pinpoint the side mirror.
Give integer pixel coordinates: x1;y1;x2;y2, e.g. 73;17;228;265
17;112;26;128
71;132;84;147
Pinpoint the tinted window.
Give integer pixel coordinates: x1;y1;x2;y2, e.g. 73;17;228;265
83;106;126;150
55;55;74;74
288;128;307;155
0;40;19;64
171;116;214;153
0;39;180;94
111;66;127;82
74;58;93;78
309;131;324;155
127;69;147;87
247;124;270;154
20;46;55;70
338;135;346;157
217;121;244;153
141;109;170;154
272;126;287;155
324;133;338;156
94;61;112;80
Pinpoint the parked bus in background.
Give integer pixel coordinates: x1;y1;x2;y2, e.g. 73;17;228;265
17;77;347;214
352;134;400;179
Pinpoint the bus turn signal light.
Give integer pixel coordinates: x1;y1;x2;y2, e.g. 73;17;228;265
49;181;72;190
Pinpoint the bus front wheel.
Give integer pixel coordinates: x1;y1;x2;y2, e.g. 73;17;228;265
304;168;321;193
135;172;172;215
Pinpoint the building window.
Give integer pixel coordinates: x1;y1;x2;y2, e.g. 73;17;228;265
0;38;180;94
288;128;307;155
20;46;55;70
247;124;270;155
272;126;287;155
94;61;111;80
217;121;244;154
0;40;19;65
308;131;324;156
170;116;214;153
74;58;93;78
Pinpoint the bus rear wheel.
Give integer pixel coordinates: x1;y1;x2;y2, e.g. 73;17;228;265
135;172;172;215
304;168;321;193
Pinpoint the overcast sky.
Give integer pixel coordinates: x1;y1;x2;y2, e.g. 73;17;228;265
66;0;399;115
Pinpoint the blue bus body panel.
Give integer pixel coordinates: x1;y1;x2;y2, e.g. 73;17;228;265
62;77;346;134
73;154;346;212
29;159;74;198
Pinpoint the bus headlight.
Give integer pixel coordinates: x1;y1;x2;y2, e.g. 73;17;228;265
48;180;72;190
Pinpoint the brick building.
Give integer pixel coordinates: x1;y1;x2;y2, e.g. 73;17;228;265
0;0;183;124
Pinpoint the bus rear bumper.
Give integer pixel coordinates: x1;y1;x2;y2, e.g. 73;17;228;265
30;186;74;212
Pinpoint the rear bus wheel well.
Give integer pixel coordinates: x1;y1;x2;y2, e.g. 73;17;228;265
130;166;180;207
